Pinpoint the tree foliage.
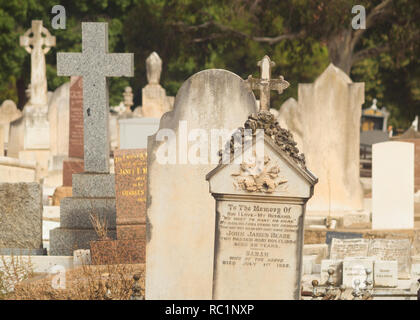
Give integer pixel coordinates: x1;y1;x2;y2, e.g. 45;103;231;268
0;0;418;130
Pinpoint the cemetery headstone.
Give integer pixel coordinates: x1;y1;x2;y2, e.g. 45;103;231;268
342;257;374;288
50;22;133;255
206;111;317;299
8;21;55;181
0;124;4;156
325;231;363;245
372;142;414;229
91;149;146;264
392;132;420;193
141;52;173;118
303;244;329;264
320;259;343;285
62;76;84;187
0;100;22;150
374;260;398;287
119;118;161;149
277;64;364;214
146;69;258;300
19;20;55;150
329;238;369;260
367;238;411;277
0;182;44;254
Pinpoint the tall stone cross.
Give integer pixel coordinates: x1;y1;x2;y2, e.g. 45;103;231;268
57;22;134;173
20;20;56;106
246;55;289;111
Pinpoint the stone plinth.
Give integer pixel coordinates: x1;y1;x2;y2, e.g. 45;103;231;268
49;173;117;256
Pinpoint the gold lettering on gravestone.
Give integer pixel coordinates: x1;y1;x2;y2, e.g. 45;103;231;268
114;149;147;225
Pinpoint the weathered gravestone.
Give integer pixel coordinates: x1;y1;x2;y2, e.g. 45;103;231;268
329;238;369;260
325;231;363;245
320;259;343;285
8;21;56;181
0;124;4;156
0;182;44;255
91;149;146;264
206;111;317;299
277;64;364;214
45;81;70;188
142;52;173;118
342;257;373;288
368;238;412;277
374;260;398;288
50;22;133;255
0;100;22;151
62;76;84;187
146;69;258;300
372;141;414;229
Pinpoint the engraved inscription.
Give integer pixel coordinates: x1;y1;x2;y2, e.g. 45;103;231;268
69;76;84;158
114;149;147;228
216;201;300;269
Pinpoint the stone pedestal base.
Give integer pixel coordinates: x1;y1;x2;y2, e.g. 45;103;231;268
49;173;117;256
90;239;145;265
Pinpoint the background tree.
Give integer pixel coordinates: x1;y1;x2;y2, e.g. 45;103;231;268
0;0;418;131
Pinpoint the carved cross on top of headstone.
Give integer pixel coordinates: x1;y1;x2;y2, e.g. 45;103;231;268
20;20;56;106
246;55;290;111
20;20;56;54
57;22;134;173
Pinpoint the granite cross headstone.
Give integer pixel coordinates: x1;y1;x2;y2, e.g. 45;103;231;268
50;22;133;255
57;22;134;173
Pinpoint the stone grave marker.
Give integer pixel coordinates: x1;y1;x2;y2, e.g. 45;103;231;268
412;263;420;281
0;182;44;254
320;259;343;285
62;76;84;187
303;244;328;264
277;64;364;214
367;238;411;277
19;20;56;150
0;124;4;156
142;52;173;118
374;260;398;288
342;257;374;288
206;111;317;299
0;100;22;150
329;238;369;260
325;231;363;245
146;69;258;300
372;141;414;229
91;149;147;264
50;22;133;255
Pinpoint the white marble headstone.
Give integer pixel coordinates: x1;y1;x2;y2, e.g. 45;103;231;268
146;69;258;299
372;142;414;229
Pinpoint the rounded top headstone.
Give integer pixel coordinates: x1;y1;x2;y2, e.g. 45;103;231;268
0;100;18;114
146;52;162;85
